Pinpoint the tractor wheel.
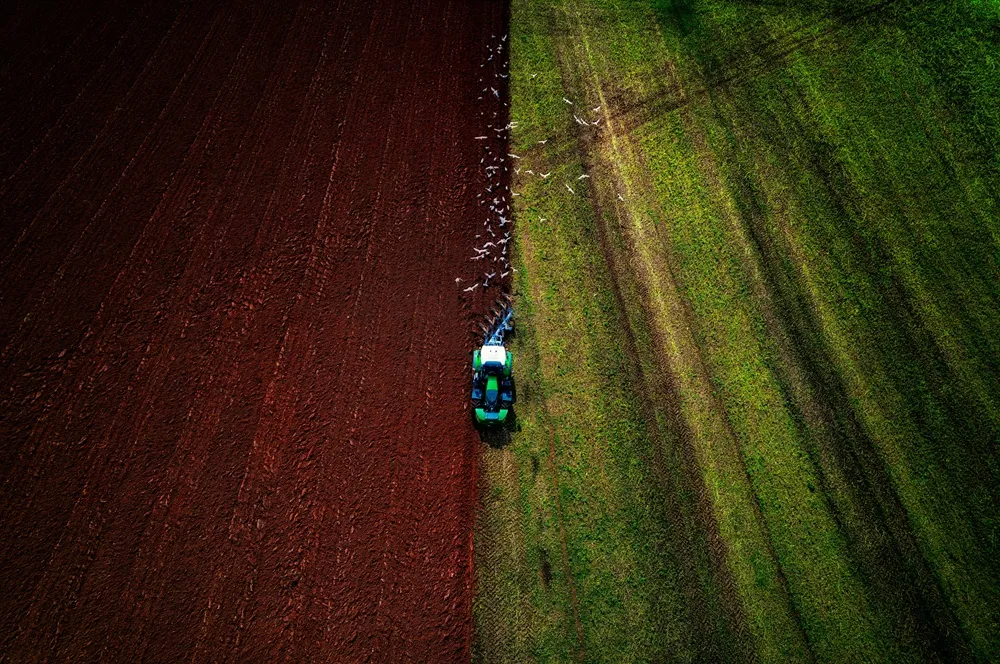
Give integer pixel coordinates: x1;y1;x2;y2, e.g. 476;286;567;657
506;407;519;432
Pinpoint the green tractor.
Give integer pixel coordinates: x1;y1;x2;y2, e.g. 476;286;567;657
471;302;516;426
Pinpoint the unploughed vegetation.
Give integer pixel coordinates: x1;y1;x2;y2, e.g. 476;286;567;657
474;0;1000;662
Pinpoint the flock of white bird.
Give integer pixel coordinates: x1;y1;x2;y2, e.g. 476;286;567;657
459;33;624;295
513;95;603;193
461;32;514;294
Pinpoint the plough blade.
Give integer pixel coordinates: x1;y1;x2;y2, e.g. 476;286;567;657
482;298;515;346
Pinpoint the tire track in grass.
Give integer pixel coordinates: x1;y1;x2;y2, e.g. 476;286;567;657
694;63;974;660
580;130;749;663
591;101;810;662
514;223;587;662
546;4;759;660
611;0;902;135
549;2;816;660
495;2;707;659
576;16;760;664
576;4;954;658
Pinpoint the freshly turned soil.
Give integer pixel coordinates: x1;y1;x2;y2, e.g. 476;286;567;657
0;0;503;660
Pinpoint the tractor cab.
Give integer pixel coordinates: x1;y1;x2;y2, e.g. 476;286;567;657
472;301;516;427
472;344;515;425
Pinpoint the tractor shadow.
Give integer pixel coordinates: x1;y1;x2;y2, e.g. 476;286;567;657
476;410;518;449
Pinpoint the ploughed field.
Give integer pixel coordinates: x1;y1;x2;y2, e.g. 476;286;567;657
0;0;503;660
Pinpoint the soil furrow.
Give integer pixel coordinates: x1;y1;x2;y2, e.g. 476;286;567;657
2;0;495;659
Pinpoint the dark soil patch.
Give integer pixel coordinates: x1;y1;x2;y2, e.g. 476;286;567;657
0;0;504;660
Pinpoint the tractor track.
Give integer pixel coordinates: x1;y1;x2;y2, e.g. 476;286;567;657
0;0;501;660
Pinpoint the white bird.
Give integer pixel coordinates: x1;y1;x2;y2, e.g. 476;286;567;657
592;105;601;112
538;139;548;144
514;168;521;174
617;193;625;201
474;247;488;253
577;174;590;180
500;271;510;278
539;171;551;179
485;271;496;279
531;73;537;79
539;217;547;222
471;254;486;261
483;241;496;248
508;153;521;159
526;169;534;175
455;277;463;283
566;183;575;194
563;97;573;105
474;136;487;140
464;283;480;292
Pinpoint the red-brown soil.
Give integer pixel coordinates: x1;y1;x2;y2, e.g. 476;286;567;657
0;1;503;660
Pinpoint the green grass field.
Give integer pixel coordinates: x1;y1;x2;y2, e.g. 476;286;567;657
474;0;1000;661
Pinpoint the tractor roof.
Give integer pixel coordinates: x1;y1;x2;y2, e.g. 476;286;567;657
480;345;507;365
